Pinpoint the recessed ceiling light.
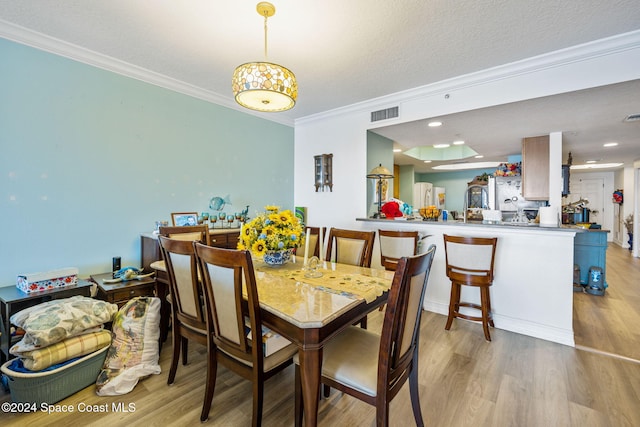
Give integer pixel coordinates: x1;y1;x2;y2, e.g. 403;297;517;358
474;155;484;159
452;140;465;145
432;161;502;170
586;160;597;164
428;121;442;127
423;160;432;163
571;163;623;170
603;142;618;147
393;148;402;152
433;144;450;148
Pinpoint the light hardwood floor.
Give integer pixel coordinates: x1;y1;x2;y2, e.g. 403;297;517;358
573;243;640;362
2;244;639;426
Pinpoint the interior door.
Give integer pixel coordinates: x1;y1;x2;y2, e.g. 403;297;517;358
570;178;604;224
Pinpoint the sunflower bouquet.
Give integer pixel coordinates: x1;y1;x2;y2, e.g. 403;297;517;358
238;206;304;258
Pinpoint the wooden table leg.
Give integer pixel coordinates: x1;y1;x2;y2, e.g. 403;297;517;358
298;347;322;427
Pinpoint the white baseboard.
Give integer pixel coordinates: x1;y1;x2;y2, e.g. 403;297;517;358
422;301;575;347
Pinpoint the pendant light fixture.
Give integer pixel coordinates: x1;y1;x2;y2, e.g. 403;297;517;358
232;2;297;112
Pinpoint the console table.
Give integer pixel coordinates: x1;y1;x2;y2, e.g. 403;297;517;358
140;228;240;272
0;280;93;363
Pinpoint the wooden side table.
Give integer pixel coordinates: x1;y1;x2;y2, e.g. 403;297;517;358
91;273;157;307
0;280;93;363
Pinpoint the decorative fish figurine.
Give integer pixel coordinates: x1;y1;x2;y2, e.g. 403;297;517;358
209;194;232;211
102;267;155;284
113;267;144;278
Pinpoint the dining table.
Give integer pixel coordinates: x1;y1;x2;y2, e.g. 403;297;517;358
150;253;394;426
251;256;394;427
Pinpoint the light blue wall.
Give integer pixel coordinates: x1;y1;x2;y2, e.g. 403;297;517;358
398;164;415;205
417;169;496;212
366;131;394;216
0;39;294;285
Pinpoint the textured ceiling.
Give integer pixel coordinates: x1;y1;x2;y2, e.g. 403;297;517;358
1;0;639;171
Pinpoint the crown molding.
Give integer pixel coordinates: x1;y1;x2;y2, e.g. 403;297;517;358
2;18;637;130
0;19;295;127
296;29;640;126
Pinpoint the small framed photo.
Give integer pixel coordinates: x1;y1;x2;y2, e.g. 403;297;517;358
171;212;198;226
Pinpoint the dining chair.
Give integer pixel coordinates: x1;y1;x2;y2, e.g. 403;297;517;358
443;234;498;341
305;226;326;258
324;227;376;330
294;244;437;427
158;225;211;245
325;227;376;268
193;242;298;427
377;229;429;313
158;235;214;422
152;225;211;345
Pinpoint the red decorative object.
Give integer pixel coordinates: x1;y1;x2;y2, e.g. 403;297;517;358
613;190;623;204
381;201;403;218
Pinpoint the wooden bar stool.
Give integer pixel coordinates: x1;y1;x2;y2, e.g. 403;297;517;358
443;234;498;341
378;230;431;312
378;229;421;271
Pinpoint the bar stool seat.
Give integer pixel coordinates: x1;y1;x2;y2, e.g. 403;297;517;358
443;234;498;341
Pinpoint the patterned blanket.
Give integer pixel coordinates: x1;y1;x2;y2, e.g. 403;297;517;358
13;330;112;371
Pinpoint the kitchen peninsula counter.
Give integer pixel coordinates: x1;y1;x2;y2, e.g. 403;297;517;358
356;217;577;346
358;217;585;231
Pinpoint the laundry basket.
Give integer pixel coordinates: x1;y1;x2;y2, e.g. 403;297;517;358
1;346;108;405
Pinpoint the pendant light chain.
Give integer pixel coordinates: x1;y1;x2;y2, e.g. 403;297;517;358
263;13;268;60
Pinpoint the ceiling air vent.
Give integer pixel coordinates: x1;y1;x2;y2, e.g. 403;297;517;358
371;106;399;122
624;113;640;122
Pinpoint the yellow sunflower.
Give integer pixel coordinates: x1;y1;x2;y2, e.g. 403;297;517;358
252;240;267;256
262;224;276;237
278;210;294;224
268;212;281;224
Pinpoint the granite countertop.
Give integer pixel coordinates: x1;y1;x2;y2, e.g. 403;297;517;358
356;217;582;232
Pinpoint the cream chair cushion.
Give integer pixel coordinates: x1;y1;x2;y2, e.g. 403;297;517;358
294;326;380;397
334;238;366;265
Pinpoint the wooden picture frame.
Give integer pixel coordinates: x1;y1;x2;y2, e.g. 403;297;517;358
171;212;198;226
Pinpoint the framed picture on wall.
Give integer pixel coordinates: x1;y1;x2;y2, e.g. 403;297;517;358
171;212;198;226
